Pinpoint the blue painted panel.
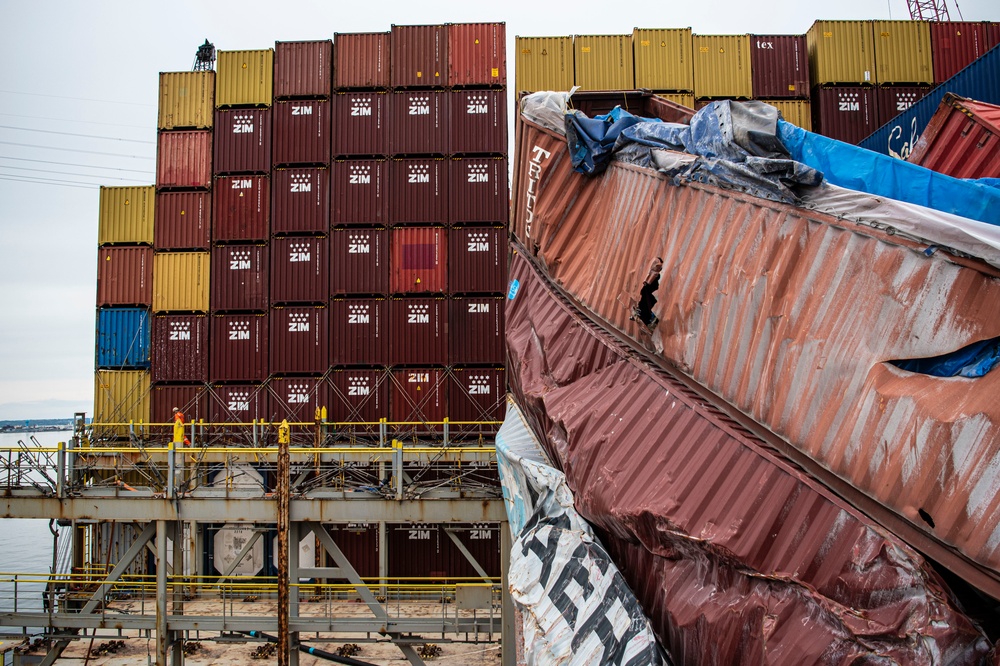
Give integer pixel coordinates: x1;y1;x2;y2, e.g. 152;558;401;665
96;307;151;369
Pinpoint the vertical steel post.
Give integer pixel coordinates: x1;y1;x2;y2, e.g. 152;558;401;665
378;521;388;600
56;441;65;499
443;417;449;447
277;420;290;666
288;520;300;666
501;523;515;666
172;522;184;666
156;521;168;666
393;440;403;500
379;417;387;448
166;441;175;500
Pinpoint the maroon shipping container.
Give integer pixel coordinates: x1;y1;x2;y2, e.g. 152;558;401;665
450;296;504;365
390;227;447;294
274;40;333;99
331;159;387;225
449;368;506;431
271;167;330;235
332;92;387;157
448;22;506;88
389;298;448;365
325;524;378;577
97;246;152;306
812;86;877;145
156;130;212;189
211;244;268;312
272;100;331;166
930;22;991;83
213;108;272;175
269;306;329;374
330;228;388;294
876;85;931;127
389;158;448;224
208;383;268;423
449;157;507;224
448;227;506;294
389;368;446;428
212;175;270;242
328;368;389;425
269;376;328;423
391;24;448;89
210;313;268;382
330;297;388;366
270;236;329;304
986;21;1000;49
333;32;390;89
388;91;448;155
751;35;809;98
151;314;208;382
449;89;508;155
155;191;211;250
151;384;208;426
909;94;1000;179
387;523;501;579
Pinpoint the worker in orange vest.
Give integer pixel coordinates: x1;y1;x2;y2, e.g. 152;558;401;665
172;407;186;445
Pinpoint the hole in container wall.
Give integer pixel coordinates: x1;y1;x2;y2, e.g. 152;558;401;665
890;336;1000;378
918;508;935;529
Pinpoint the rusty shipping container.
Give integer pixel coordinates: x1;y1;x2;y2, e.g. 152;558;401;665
270;235;329;304
154;191;211;250
873;20;933;85
151;314;208;383
269;377;328;423
391;24;448;89
329;298;388;366
330;228;388;294
389;91;448;155
389;368;446;429
274;40;333;99
390;227;446;294
211;244;268;312
98;185;155;246
272;99;331;166
449;89;507;155
930;22;992;83
448;226;506;294
693;34;752;99
331;92;387;157
212;175;270;242
807;20;875;85
389;297;447;365
270;167;330;235
632;28;694;92
209;383;267;423
150;384;208;425
152;251;210;312
449;157;507;224
213;108;272;175
812;86;877;144
750;35;809;98
449;367;506;430
389;158;448;224
387;523;500;579
333;32;390;89
210;313;268;382
156;130;212;190
909;94;1000;179
450;296;504;365
448;22;506;87
876;85;931;127
328;368;389;425
158;71;214;130
216;49;274;108
573;35;634;92
269;306;329;375
97;246;152;307
515;36;574;93
331;159;386;225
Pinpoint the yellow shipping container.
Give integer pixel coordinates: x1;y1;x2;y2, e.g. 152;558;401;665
574;35;634;91
98;186;155;245
216;50;274;107
158;71;215;130
655;92;695;109
693;35;752;99
633;28;693;91
807;20;875;85
873;20;932;85
762;100;812;131
153;251;210;312
515;36;575;92
94;370;150;439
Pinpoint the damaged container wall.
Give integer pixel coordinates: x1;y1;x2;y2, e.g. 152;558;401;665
333;32;391;89
152;251;210;313
154;191;211;250
158;71;215;130
156;130;212;189
391;24;448;89
449;367;506;427
930;21;991;83
389;368;446;427
632;28;694;92
449;157;508;224
449;89;507;155
209;383;267;423
514;36;574;93
98;186;155;245
908;95;1000;179
216;49;274;108
212;175;270;242
329;297;388;366
93;370;151;437
750;34;809;98
692;34;752;99
812;86;877;144
210;244;268;312
151;314;208;383
763;99;812;131
450;296;504;365
269;377;328;423
389;297;447;365
272;99;331;166
270;235;329;304
97;246;153;307
448;226;506;294
210;313;268;382
389;158;448;224
274;40;333;99
328;368;388;424
876;85;931;127
448;22;506;87
331;159;387;225
390;227;447;294
96;308;151;369
389;91;448;155
573;35;634;91
330;228;388;295
270;167;330;235
806;20;875;85
269;306;329;375
213;108;272;175
150;384;208;425
332;92;387;157
873;20;933;85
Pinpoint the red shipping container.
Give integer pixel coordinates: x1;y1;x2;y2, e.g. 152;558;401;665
388;91;448;155
270;236;329;304
391;24;448;88
448;227;507;294
269;306;329;374
274;40;333;99
448;22;506;87
450;89;508;155
211;244;268;312
387;523;501;579
751;35;810;99
209;383;268;423
986;21;1000;49
449;157;508;224
333;32;390;89
324;524;378;577
329;298;388;366
930;22;991;83
390;227;446;294
156;130;212;189
155;191;211;250
210;313;268;381
151;314;208;383
389;158;448;224
450;296;504;365
332;92;387;157
812;87;877;145
97;246;152;306
331;159;387;225
330;228;388;294
876;86;931;127
449;367;506;430
212;175;270;242
269;376;328;423
909;94;1000;179
389;298;448;365
213;108;272;175
271;167;330;235
151;384;208;426
272;99;331;166
328;368;389;425
389;368;446;430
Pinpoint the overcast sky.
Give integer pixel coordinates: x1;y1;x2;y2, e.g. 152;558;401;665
1;0;997;419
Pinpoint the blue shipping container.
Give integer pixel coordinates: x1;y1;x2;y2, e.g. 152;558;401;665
96;308;151;369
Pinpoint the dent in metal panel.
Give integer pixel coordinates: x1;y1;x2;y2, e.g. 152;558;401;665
908;94;1000;178
692;34;752;99
152;251;209;313
210;244;268;312
269;306;329;375
514;36;574;93
158;71;215;130
573;35;634;92
333;32;390;89
210;313;268;382
151;314;208;383
874;20;933;85
156;130;212;189
154;191;211;250
448;22;506;88
329;298;387;366
806;20;875;85
97;246;153;307
98;186;155;245
274;40;332;99
332;92;387;157
93;370;151;438
633;28;693;92
272;100;331;166
271;167;330;235
270;235;329;305
216;49;274;108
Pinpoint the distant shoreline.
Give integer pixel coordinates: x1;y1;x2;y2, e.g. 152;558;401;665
0;419;75;434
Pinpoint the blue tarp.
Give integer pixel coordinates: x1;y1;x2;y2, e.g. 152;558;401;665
565;107;651;175
892;337;1000;378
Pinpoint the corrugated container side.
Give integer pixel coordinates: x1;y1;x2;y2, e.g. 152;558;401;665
150;384;208;424
152;251;210;312
210;244;268;312
391;24;448;88
873;20;933;85
449;89;507;155
158;71;215;130
97;246;153;307
387;523;501;578
151;314;208;383
389;368;446;428
154;191;211;250
449;157;508;224
212;175;270;242
876;85;932;127
96;308;151;369
210;313;269;382
450;296;505;365
390;227;447;294
389;158;448;224
807;20;875;85
574;35;634;91
270;235;329;304
269;306;329;374
98;186;155;245
328;368;388;424
330;228;388;294
750;35;809;98
448;22;506;87
213;108;272;175
274;40;333;99
449;367;506;429
987;22;1000;48
324;525;378;577
331;159;386;225
448;227;506;294
515;36;574;93
93;370;151;437
930;22;990;83
908;95;1000;179
156;130;212;189
763;99;813;131
389;297;448;365
655;92;696;109
269;376;328;423
633;28;694;91
271;167;330;235
333;32;390;89
216;49;274;108
209;383;268;423
388;91;448;155
272;100;331;166
693;34;752;99
331;92;387;157
329;298;388;366
813;86;877;144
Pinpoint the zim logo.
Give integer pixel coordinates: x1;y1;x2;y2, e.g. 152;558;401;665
168;322;191;341
408;372;429;383
347;232;370;254
229;249;251;270
469;523;492;540
289;241;311;263
467;163;489;183
468;302;490;313
228;391;250;412
467;232;489;252
348;303;370;324
468;374;491;395
466;93;489;114
408;528;431;540
231;178;253;189
290;173;312;193
350;98;372;116
407;303;430;324
408;95;430;115
232;114;254;133
288;312;310;332
407;164;430;184
349;164;371;185
291;105;313;116
347;375;370;396
287;383;310;404
838;91;860;112
228;321;251;341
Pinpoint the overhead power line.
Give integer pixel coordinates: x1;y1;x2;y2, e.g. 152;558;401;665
0;156;153;175
0;174;97;190
0;165;151;183
0;125;155;144
0;112;150;130
0;141;154;159
0;89;155;108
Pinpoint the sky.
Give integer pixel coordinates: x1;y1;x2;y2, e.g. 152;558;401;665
0;0;997;419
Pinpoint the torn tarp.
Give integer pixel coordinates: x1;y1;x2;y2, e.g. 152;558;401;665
565;106;653;175
892;336;1000;378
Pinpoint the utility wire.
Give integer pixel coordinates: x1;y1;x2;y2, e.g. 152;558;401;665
0;156;153;175
0;141;154;159
0;125;155;144
0;89;155;108
0;175;96;190
0;165;150;183
0;112;149;130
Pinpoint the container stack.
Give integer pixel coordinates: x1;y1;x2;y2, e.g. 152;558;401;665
634;29;695;110
872;20;933;127
693;34;752;103
751;35;812;130
573;34;634;92
806;20;879;144
514;36;574;93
